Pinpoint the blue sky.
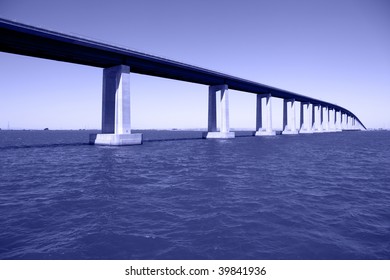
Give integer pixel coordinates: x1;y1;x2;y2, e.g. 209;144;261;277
1;0;389;130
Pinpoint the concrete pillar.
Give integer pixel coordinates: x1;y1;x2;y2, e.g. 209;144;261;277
299;102;313;133
208;86;217;132
282;99;298;134
328;108;337;132
299;102;304;131
220;86;229;133
341;113;348;130
335;110;342;131
311;103;315;131
312;105;317;131
93;65;142;145
313;105;323;133
206;84;235;139
348;116;353;129
351;116;356;129
352;118;358;130
255;94;276;136
256;94;262;131
322;107;329;132
283;99;288;130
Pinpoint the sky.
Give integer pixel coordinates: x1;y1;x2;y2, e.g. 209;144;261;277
0;0;389;130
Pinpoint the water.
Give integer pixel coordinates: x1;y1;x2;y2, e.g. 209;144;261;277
0;130;389;260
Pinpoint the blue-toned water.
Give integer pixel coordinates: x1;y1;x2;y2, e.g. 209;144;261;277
0;130;389;260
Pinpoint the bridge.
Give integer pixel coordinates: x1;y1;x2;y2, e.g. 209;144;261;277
0;18;366;145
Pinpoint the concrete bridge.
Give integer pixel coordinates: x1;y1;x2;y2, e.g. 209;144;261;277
0;18;365;145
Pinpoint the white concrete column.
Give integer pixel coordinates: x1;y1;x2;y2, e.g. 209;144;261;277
206;84;235;139
282;99;298;134
322;107;329;132
351;116;355;129
342;113;347;130
311;103;315;131
313;105;323;133
352;118;358;130
335;110;342;131
115;68;131;135
311;104;318;132
220;86;229;133
255;94;276;136
348;116;353;129
299;102;313;133
299;102;304;131
328;108;336;132
94;65;142;145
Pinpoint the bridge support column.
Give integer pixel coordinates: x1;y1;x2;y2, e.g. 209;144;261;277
93;65;142;145
348;116;353;129
299;102;304;131
322;107;329;132
352;118;359;130
299;102;313;133
313;105;323;133
282;99;298;134
206;85;235;139
341;113;347;130
336;111;342;131
335;110;342;131
255;94;276;136
327;108;336;132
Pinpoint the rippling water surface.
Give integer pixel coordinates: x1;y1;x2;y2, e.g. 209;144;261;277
0;130;389;259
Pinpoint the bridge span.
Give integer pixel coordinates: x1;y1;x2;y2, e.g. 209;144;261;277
0;18;365;145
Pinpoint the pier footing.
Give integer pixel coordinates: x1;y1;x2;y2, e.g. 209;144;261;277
255;130;276;136
282;130;299;135
299;129;313;134
205;132;235;139
92;133;143;145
